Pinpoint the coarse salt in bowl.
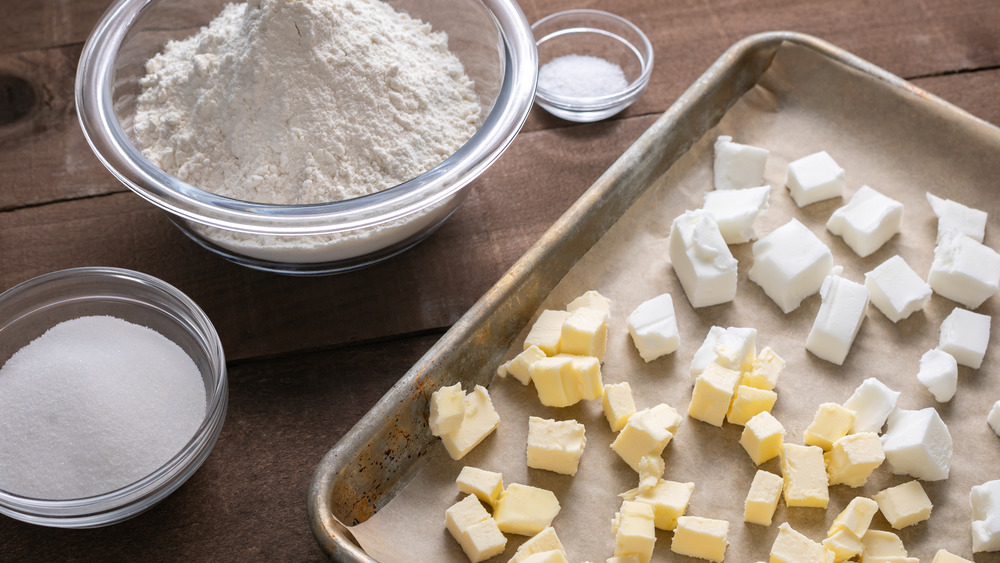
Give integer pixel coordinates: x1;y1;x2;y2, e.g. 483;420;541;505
76;0;537;275
533;9;653;122
0;267;227;528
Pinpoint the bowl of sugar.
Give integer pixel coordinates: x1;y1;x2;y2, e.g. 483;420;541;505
532;9;654;122
0;267;227;528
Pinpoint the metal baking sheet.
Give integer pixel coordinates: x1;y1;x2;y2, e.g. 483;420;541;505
308;31;1000;561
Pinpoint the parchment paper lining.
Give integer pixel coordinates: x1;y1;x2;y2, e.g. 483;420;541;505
351;42;1000;562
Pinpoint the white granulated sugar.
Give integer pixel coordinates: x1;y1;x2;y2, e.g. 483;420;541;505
135;0;480;204
538;54;629;98
0;316;206;499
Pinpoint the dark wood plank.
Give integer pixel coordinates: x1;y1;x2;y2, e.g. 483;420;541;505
913;68;1000;129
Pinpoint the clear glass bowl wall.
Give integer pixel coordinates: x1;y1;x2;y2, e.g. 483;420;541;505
77;0;537;274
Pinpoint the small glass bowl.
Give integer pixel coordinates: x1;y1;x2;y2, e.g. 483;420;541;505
0;267;227;528
532;9;653;122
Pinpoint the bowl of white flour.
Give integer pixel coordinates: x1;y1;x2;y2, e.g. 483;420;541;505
76;0;537;274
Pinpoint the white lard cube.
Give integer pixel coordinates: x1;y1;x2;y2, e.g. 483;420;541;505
916;348;958;402
748;218;834;313
689;326;757;381
805;274;869;365
843;377;899;434
989;401;1000;438
927;192;987;243
785;151;845;207
863;255;932;323
972;480;1000;552
880;407;952;481
668;209;738;308
928;230;1000;309
826;185;903;257
701;185;771;244
939;307;991;369
626;293;680;362
714;136;769;190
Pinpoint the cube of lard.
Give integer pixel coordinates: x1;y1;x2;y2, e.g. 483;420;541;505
748;218;834;313
440;386;501;460
689;325;757;382
739;411;785;465
805;274;869;365
524;310;571;355
917;348;958;402
939;307;991;369
785;150;846;207
861;530;909;558
826;185;903;258
714;135;768;190
988;400;1000;438
508;527;566;563
621;479;694;531
932;549;975;563
669;210;738;308
803;402;855;451
828;496;879;538
881;407;952;481
929;230;1000;309
430;382;465;436
670;516;729;562
824;432;884;488
864;255;932;323
602;382;637;432
456;466;503;507
971;479;1000;552
559;307;607;361
822;529;863;562
625;293;679;362
701;185;771;243
526;416;587;476
742;346;784;390
612;500;656;563
744;470;783;526
726;384;777;426
927;191;988;243
566;290;611;319
873;480;933;529
499;345;547;385
688;363;742;427
493;483;561;536
780;444;829;508
843;377;900;434
769;522;827;562
611;404;681;472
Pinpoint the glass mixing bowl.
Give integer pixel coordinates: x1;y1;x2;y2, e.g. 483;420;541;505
0;267;227;527
76;0;537;275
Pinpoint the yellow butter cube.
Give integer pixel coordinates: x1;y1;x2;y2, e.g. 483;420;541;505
456;466;503;507
508;526;566;563
931;549;974;563
744;470;783;526
873;480;933;529
611;405;679;472
803;403;855;450
781;444;829;508
518;550;569;563
606;557;641;563
822;528;863;561
459;518;507;563
622;479;694;531
827;496;878;538
688;362;741;427
559;307;608;361
440;386;501;460
429;382;465;436
861;530;908;558
446;494;490;541
739;411;785;465
613;501;656;563
602;382;637;432
529;356;577;408
500;345;547;385
770;522;826;562
637;455;664;491
742;346;785;390
526;416;587;476
494;483;561;536
524;310;571;355
726;384;778;425
567;290;611;318
562;354;604;401
670;516;729;563
824;432;884;487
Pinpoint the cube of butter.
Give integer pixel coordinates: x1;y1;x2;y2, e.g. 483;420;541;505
626;293;680;362
567;290;611;319
873;480;933;529
739;411;784;465
744;470;783;526
861;530;908;558
440;385;500;460
559;307;608;362
827;496;879;538
429;382;465;436
508;526;566;563
932;549;974;563
500;345;547;385
529;356;580;408
621;479;694;531
524;310;571;355
822;528;863;561
445;494;490;541
770;522;826;563
688;362;742;427
824;432;884;487
611;404;680;472
670;516;729;563
494;483;561;536
726;384;778;426
459;518;507;563
637;455;664;492
742;346;784;390
526;416;587;476
602;382;637;432
613;501;656;563
518;550;568;563
803;402;855;451
456;466;503;507
781;444;829;508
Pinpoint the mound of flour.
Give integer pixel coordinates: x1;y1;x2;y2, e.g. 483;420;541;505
135;0;480;204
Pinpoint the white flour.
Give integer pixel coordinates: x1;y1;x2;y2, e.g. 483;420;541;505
135;0;480;205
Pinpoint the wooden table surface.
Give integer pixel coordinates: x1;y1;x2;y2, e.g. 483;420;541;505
2;0;1000;560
